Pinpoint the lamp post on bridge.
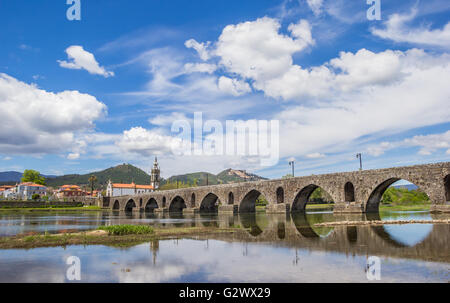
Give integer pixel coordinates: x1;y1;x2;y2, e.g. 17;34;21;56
356;153;362;171
289;160;295;177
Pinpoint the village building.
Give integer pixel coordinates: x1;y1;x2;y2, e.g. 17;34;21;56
0;185;14;199
86;190;100;197
14;182;47;200
106;182;154;197
56;185;87;199
106;157;160;197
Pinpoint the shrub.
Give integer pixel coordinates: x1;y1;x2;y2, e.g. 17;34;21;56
98;225;154;235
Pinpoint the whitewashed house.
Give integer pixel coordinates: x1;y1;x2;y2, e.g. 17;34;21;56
0;186;14;199
15;183;47;200
106;180;154;197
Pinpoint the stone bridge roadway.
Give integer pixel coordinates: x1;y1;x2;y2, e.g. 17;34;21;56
103;162;450;214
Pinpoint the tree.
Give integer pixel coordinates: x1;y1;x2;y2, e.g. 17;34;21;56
88;175;97;196
21;169;46;185
32;194;40;200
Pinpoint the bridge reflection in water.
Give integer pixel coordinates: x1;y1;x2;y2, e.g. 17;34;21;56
110;210;450;263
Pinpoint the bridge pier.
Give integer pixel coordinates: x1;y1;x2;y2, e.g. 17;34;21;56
266;203;290;214
154;207;169;214
431;203;450;213
333;202;365;214
183;208;199;214
218;205;238;214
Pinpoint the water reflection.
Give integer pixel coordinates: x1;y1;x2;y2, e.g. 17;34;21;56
292;212;336;238
0;210;449;261
0;237;448;283
0;209;448;282
0;210;446;250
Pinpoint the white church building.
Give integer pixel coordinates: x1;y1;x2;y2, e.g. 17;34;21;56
106;157;161;197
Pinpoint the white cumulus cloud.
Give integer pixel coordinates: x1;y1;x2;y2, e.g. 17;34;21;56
0;73;107;156
58;45;114;77
371;9;450;48
218;76;251;96
184;39;211;61
306;0;324;16
115;127;186;156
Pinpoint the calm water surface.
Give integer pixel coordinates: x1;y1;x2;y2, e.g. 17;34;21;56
0;210;448;282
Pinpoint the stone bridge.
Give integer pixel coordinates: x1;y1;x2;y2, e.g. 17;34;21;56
103;162;450;214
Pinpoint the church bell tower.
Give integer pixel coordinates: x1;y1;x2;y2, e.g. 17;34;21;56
150;157;160;190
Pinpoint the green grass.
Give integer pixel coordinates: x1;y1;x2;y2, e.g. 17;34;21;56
379;203;430;212
98;225;154;235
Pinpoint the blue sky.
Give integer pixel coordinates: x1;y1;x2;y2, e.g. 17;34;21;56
0;0;449;179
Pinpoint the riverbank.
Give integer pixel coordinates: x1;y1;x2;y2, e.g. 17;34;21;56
0;206;102;212
379;204;431;212
0;226;241;249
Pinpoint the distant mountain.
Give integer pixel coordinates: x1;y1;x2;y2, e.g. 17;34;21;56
165;168;267;186
217;169;267;183
1;165;267;190
45;164;150;188
0;171;56;183
392;184;418;191
0;171;23;182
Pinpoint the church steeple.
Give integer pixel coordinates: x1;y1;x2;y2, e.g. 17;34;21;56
150;156;160;190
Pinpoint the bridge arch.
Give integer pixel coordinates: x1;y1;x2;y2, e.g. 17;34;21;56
169;196;186;213
162;196;167;208
228;192;234;205
445;174;450;202
276;187;284;204
366;178;431;212
200;193;220;213
240;189;261;213
291;184;334;212
125;199;136;212
113;200;120;210
145;198;158;212
344;182;355;202
191;193;196;208
139;198;143;207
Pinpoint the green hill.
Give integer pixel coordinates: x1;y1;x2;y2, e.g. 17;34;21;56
164;168;267;187
45;164;150;189
44;164;267;191
165;172;218;186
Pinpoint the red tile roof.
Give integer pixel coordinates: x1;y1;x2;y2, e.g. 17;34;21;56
112;183;153;190
19;182;47;188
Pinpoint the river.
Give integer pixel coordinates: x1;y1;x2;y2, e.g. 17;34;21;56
0;210;448;282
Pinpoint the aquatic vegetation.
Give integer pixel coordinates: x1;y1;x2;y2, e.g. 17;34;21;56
98;225;154;235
